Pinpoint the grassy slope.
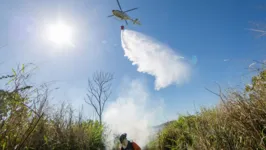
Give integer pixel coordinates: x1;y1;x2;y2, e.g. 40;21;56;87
147;69;266;150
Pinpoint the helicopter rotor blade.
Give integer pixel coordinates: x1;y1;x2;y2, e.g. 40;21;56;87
107;14;114;17
117;0;123;11
124;8;138;13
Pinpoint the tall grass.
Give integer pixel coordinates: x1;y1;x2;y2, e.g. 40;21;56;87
1;64;265;149
0;64;106;150
148;69;266;150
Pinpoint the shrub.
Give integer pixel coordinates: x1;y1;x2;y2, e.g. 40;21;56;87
149;69;266;150
0;64;106;150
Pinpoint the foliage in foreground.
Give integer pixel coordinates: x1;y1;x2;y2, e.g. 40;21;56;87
0;64;105;150
148;69;266;150
1;64;266;150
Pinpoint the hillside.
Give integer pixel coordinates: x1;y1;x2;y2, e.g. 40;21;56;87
146;69;266;150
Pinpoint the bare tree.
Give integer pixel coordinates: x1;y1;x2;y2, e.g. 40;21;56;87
85;71;113;125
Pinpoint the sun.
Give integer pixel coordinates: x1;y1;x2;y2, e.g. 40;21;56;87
45;21;73;46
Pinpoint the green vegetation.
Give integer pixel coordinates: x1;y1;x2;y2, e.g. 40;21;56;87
1;63;265;150
0;64;105;150
147;67;266;150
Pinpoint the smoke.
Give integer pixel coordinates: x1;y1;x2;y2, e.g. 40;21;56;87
103;79;166;149
121;29;190;90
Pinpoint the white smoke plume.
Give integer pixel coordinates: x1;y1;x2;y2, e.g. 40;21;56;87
103;79;166;149
121;29;190;90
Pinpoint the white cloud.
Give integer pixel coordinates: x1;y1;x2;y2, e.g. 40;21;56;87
103;79;168;148
121;29;190;90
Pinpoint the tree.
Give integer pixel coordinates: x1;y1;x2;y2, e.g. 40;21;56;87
85;71;113;125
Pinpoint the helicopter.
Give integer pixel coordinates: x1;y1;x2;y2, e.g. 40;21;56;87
107;0;141;26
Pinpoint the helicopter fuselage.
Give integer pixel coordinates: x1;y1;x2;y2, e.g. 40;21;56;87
112;10;131;20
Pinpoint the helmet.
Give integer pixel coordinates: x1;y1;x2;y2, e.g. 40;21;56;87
119;133;127;143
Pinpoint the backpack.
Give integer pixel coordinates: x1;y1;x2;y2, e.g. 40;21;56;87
121;141;134;150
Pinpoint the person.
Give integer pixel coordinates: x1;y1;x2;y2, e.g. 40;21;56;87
119;133;141;150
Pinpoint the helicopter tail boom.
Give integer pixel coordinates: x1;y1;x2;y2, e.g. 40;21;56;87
132;18;141;25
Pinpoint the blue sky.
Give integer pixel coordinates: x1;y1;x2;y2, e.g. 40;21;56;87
0;0;266;123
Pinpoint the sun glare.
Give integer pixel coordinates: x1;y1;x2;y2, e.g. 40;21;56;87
45;22;73;46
